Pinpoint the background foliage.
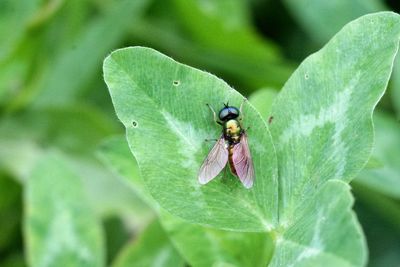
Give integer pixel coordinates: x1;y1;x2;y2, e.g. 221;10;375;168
1;0;400;266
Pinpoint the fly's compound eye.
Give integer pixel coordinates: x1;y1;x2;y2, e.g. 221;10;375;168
219;106;239;121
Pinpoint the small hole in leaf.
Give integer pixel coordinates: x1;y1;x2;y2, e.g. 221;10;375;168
173;80;180;86
132;120;138;128
304;74;309;80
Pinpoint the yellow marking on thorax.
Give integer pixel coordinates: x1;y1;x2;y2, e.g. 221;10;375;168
226;120;241;135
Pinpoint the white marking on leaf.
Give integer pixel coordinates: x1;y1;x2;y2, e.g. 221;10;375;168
162;110;206;169
310;210;325;250
286;210;326;267
280;73;360;178
293;247;322;264
162;110;209;209
39;203;92;267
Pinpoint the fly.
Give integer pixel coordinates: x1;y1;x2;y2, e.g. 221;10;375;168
198;101;254;188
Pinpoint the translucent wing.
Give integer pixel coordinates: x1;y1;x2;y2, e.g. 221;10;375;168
232;133;255;188
198;136;228;185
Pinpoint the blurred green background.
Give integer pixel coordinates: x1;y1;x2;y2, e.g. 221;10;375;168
0;0;399;266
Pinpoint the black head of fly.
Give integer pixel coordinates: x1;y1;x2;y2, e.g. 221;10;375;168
218;103;239;122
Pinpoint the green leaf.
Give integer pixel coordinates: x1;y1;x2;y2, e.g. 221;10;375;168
160;211;273;267
25;152;104;267
0;107;148;221
0;0;40;106
391;55;400;117
103;12;400;266
27;0;150;108
0;253;26;267
97;136;156;208
0;0;39;61
0;175;22;253
111;220;184;267
172;0;280;61
269;180;366;267
0;105;118;181
248;88;278;121
269;12;400;221
363;156;384;169
353;183;400;234
268;12;400;266
171;0;292;90
98;136;275;266
354;196;400;267
283;0;385;43
131;0;294;91
103;47;279;231
355;112;400;199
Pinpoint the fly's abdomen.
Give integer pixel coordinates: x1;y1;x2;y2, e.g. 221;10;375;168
228;145;237;176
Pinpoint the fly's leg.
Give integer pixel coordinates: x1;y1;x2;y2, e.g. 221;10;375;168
206;104;222;125
204;138;218;142
239;98;247;122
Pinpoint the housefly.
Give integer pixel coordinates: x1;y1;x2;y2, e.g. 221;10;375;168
198;102;254;188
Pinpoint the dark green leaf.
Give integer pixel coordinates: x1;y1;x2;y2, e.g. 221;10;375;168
284;0;385;43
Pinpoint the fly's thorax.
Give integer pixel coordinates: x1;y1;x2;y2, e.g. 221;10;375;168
224;119;241;134
224;119;242;143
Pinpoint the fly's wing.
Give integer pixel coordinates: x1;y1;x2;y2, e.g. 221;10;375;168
198;136;228;185
232;133;255;188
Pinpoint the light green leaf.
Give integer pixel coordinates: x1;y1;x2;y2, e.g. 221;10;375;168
270;180;366;267
25;152;104;267
112;220;184;267
269;12;400;221
355;112;400;199
283;0;385;43
103;47;279;231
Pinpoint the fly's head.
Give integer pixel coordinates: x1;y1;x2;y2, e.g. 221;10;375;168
219;103;239;121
